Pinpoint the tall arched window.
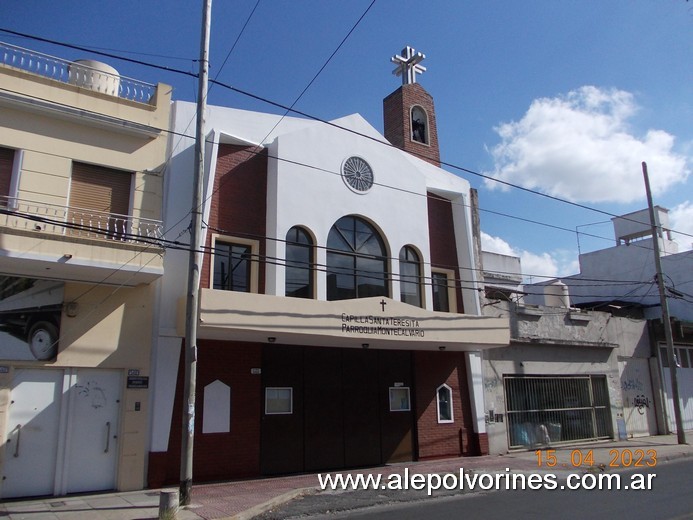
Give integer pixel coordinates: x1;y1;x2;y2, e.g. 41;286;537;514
436;384;454;423
285;226;314;298
326;216;388;301
399;246;422;307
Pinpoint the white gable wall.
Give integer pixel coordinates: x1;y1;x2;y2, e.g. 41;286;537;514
266;117;433;308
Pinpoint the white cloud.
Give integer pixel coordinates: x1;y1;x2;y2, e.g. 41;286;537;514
481;232;580;281
669;200;693;250
480;232;516;257
484;86;690;203
519;251;559;281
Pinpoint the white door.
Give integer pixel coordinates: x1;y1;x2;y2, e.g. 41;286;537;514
619;359;657;437
62;369;121;494
661;348;693;433
2;369;63;498
1;368;122;498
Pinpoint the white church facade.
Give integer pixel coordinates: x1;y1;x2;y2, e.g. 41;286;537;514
147;48;510;484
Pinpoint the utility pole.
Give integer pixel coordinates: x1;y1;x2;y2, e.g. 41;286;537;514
642;162;686;445
181;0;212;505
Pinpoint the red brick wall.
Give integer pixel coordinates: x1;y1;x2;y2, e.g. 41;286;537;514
147;340;262;487
477;433;489;455
383;88;405;149
414;351;477;459
383;83;441;166
201;144;268;292
426;193;464;314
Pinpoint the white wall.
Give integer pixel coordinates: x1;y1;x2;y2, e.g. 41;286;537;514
265;118;432;305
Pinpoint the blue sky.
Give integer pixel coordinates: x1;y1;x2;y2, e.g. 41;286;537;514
3;0;691;280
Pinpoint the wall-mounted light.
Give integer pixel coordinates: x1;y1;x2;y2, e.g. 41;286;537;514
362;343;369;349
438;346;446;351
267;337;276;343
63;254;73;260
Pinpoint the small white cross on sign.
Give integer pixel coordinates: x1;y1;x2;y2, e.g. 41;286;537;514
391;46;426;85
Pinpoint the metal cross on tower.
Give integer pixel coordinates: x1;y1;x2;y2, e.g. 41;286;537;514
391;46;426;85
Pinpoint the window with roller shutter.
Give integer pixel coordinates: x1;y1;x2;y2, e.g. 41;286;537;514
0;147;14;205
68;162;132;240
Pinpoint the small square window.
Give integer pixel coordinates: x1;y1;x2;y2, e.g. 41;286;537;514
389;387;411;412
265;387;293;414
214;242;251;292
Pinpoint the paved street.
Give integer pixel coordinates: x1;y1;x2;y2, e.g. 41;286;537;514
264;458;692;520
0;434;690;519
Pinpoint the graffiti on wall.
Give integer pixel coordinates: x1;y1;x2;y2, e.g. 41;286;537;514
633;394;651;415
621;378;645;392
484;378;500;391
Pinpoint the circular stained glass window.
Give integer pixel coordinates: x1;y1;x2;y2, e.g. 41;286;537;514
342;156;374;193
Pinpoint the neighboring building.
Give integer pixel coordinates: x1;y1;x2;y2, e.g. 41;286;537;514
0;43;171;498
148;47;509;486
525;208;693;434
482;251;523;303
530;207;689;320
480;250;659;454
481;298;658;454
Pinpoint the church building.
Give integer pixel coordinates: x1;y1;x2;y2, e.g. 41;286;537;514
148;47;509;485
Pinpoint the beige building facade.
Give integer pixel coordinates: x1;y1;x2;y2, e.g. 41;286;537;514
0;43;170;498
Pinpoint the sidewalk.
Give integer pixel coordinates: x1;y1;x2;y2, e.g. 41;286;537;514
1;434;690;520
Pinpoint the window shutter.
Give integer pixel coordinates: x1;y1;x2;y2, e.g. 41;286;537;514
69;162;132;239
70;162;131;214
0;147;14;200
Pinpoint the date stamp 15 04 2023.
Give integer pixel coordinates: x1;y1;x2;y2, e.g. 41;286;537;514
535;449;657;468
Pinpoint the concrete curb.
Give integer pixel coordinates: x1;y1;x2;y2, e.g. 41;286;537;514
228;441;693;519
226;487;317;520
656;447;692;463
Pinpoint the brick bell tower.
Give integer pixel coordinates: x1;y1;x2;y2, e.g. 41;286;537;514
383;46;441;167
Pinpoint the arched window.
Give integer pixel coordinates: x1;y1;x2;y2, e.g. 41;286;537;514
411;106;428;144
436;384;454;423
399;246;422;307
285;226;314;298
326;216;388;301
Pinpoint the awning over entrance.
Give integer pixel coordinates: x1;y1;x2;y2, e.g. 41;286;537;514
183;290;510;351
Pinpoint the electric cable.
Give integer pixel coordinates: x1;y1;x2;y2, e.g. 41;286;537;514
2;30;691;242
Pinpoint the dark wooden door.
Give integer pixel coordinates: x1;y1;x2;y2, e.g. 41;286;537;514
304;347;344;471
260;345;304;475
343;349;382;467
379;350;415;463
261;346;415;475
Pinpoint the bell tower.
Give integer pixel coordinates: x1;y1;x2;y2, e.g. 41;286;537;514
383;46;441;167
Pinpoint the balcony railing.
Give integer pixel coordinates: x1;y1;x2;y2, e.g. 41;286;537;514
1;196;163;246
0;42;157;104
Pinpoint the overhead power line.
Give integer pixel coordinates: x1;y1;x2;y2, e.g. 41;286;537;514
5;207;677;299
2;82;687;276
2;28;691;242
4;80;691;283
2;30;691;316
0;28;198;76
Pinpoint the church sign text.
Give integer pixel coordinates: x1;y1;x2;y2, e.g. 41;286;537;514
341;313;425;338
